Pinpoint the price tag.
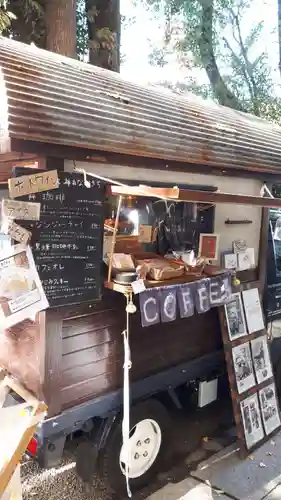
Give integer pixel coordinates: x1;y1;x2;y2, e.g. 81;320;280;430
138;225;152;243
131;279;146;294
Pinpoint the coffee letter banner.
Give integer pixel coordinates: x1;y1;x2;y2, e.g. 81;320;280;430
193;278;210;314
209;274;232;307
139;289;160;327
138;272;232;327
159;287;177;323
177;283;195;319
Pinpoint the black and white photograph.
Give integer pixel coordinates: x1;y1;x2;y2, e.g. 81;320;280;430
251;336;272;384
225;292;247;341
240;393;264;449
259;384;281;435
232;342;255;394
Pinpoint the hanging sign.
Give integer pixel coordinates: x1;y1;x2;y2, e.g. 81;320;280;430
2;199;40;221
12;168;105;307
2;220;31;245
8;170;59;198
139;273;231;327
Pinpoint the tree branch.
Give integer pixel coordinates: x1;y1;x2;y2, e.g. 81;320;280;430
229;8;260;114
198;0;245;111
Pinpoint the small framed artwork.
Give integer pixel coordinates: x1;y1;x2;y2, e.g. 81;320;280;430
224;292;247;340
251;335;272;384
198;233;219;260
232;342;255;394
259;383;281;435
240;393;264;449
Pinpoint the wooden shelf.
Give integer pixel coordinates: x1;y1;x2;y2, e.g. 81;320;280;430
104;273;205;295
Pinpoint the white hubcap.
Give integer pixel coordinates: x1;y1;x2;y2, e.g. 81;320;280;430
119;418;162;479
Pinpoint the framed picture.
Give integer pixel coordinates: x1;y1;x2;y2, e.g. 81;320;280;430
232;342;255;394
240;393;264;449
259;384;281;435
224;292;247;340
251;336;272;384
198;233;219;261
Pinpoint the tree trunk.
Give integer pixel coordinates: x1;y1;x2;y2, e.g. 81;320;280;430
86;0;120;72
44;0;77;57
278;0;281;76
198;0;244;111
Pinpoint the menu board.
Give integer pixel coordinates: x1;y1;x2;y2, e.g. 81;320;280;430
12;168;105;307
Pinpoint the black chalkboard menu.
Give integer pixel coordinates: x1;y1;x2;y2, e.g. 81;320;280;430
12;168;105;307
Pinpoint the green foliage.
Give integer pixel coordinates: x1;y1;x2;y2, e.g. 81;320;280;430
143;0;281;122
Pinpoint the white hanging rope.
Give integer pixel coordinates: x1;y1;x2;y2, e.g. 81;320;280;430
122;295;133;498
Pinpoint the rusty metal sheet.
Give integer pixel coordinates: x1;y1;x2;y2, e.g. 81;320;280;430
1;37;281;173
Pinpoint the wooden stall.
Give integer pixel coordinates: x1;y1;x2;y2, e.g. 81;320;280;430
0;36;281;426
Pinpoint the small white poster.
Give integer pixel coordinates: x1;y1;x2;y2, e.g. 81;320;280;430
232;342;256;394
242;288;265;334
251;336;272;384
259;384;281;435
0;244;49;328
241;393;264;449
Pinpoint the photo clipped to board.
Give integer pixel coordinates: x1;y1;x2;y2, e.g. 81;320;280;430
232;342;255;394
224;292;247;341
251;335;273;385
259;383;281;435
242;288;264;334
240;393;264;449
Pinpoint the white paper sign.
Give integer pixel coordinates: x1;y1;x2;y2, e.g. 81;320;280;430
131;279;146;294
237;248;255;271
8;170;59;198
242;288;264;334
3;220;31;245
0;244;48;328
2;199;40;221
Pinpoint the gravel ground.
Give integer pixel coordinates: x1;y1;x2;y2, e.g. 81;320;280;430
22;452;113;500
21;401;233;500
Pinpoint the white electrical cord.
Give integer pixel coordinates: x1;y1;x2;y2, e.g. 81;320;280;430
122;296;133;498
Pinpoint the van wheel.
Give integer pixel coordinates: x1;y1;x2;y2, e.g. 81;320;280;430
99;399;171;494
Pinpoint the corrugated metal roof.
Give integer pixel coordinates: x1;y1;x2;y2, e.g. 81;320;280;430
1;36;281;174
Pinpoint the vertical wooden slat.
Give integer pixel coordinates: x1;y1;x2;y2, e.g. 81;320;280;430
44;310;63;417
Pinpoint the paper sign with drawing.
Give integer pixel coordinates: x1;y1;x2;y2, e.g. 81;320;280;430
0;244;48;328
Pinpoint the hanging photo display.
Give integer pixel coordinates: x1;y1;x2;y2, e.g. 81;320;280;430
232;342;255;394
251;336;273;384
242;288;265;334
240;393;264;449
139;273;232;328
224;292;247;341
219;286;281;455
259;384;281;435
